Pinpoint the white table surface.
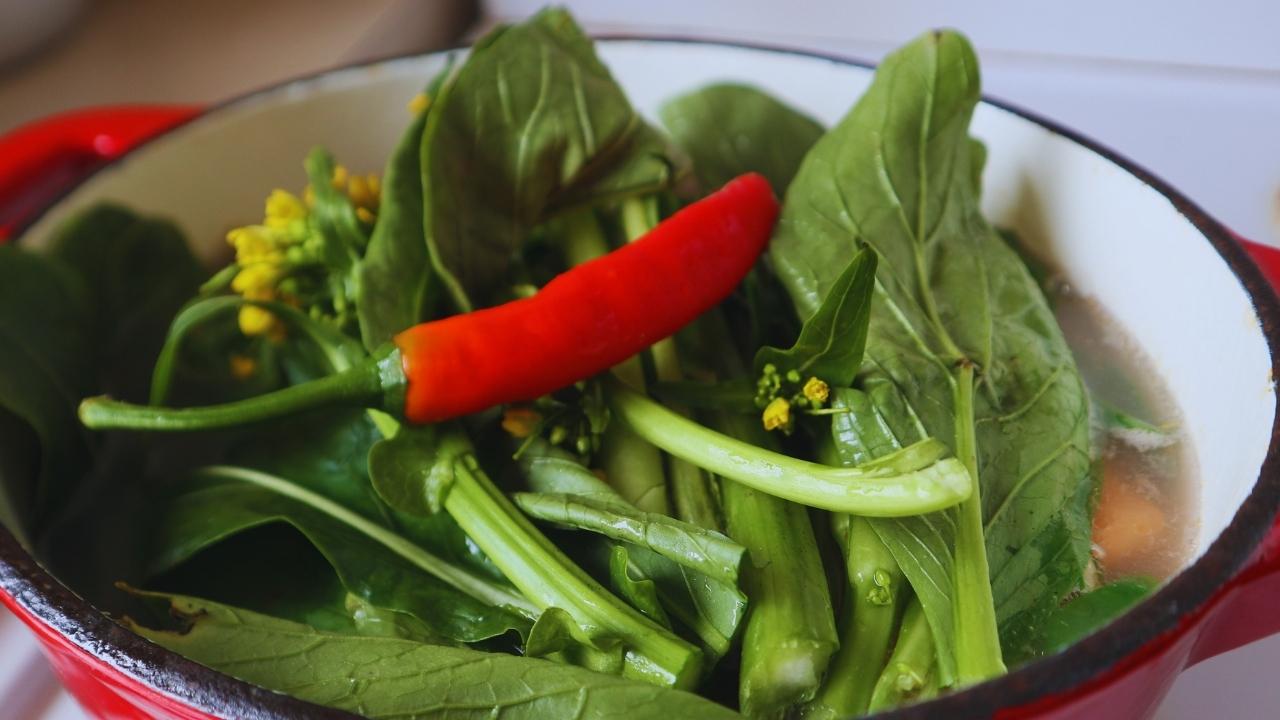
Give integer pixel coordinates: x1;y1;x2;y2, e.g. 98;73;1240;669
3;2;1279;718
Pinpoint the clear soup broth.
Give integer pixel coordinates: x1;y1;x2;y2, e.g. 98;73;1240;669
1051;278;1198;585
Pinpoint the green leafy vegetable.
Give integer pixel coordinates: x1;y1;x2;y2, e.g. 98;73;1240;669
609;377;971;516
355;66;452;349
0;247;91;540
518;440;747;659
369;428;703;688
660;83;824;193
513;492;745;586
146;466;533;642
421;8;674;307
754;248;877;387
526;606;625;675
868;599;937;712
807;511;906;719
714;410;836;719
126;592;741;719
606;545;672;628
771;30;1093;682
1038;578;1156;653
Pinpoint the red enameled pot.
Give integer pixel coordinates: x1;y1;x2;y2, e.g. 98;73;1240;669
1;39;1279;719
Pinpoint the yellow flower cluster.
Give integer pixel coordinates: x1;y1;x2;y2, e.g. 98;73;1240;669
330;164;381;225
226;165;380;338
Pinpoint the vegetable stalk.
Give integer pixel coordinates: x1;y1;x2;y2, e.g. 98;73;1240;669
806;514;906;718
441;436;703;689
607;378;971;516
868;599;937;712
951;362;1006;682
715;409;837;719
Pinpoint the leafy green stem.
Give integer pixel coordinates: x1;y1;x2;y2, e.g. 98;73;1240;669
715;410;836;719
79;346;405;432
607;377;971;515
868;598;937;712
951;361;1006;682
442;444;703;689
193;465;537;617
808;513;906;718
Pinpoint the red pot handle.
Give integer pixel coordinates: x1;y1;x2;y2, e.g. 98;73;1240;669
0;105;200;243
1187;236;1280;664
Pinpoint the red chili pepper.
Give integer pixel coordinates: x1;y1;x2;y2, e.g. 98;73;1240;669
396;173;777;422
79;174;779;431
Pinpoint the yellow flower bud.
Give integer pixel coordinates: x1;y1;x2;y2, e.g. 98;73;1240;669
501;407;542;438
237;304;277;337
264;189;307;230
331;164;349;190
231;263;284;295
356;206;376;224
762;397;791;432
803;377;830;404
407;93;432;115
227;226;284;264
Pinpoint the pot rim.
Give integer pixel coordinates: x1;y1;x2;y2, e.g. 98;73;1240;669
1;34;1277;720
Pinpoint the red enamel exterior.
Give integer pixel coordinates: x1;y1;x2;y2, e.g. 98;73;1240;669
0;104;1278;719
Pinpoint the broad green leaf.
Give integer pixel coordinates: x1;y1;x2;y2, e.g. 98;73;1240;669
421;8;674;307
1037;578;1155;653
607;545;672;628
526;606;625;675
754;249;877;387
518;441;747;658
145;468;532;643
127;592;742;719
774;31;1092;676
356;66;453;350
46;204;204;402
660;83;824;194
0;246;92;539
367;426;470;516
514;492;745;586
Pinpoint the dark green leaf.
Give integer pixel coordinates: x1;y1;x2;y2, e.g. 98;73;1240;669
526;606;625;675
518;441;746;658
145;468;531;643
1038;578;1155;652
513;492;745;586
754;249;877;387
775;31;1093;675
356;67;453;350
651;379;757;414
368;426;470;516
607;545;672;628
421;8;674;307
660;83;824;193
125;592;741;719
47;204;204;401
0;245;93;536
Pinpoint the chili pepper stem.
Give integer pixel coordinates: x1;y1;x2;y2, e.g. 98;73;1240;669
79;346;406;432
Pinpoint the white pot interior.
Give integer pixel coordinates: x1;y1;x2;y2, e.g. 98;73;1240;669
22;40;1275;572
